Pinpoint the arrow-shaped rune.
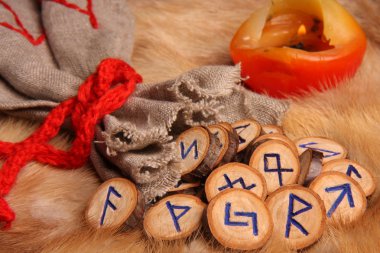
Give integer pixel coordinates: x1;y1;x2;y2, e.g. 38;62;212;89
346;164;362;179
325;183;355;217
298;142;340;158
224;202;258;235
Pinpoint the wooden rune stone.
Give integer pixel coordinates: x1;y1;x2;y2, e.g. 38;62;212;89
144;194;206;240
176;126;221;178
261;124;284;135
249;140;300;193
298;149;313;185
205;162;267;201
310;172;366;224
207;124;239;166
207;189;273;251
298;150;324;185
322;159;376;196
266;185;326;250
85;178;138;230
295;137;347;164
231;119;261;153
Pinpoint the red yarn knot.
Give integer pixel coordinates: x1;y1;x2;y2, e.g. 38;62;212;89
0;58;142;229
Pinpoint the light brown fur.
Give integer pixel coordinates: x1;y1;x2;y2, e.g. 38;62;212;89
1;0;380;252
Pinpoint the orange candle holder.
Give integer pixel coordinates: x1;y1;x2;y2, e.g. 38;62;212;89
230;0;367;98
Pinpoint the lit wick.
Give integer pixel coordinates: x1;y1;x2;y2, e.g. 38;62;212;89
297;24;307;36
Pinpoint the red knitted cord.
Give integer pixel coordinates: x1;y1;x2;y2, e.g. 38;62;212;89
0;58;142;229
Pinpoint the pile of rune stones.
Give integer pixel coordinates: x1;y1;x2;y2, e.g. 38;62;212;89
85;119;376;251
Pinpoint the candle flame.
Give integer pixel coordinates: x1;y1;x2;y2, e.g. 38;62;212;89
298;24;307;36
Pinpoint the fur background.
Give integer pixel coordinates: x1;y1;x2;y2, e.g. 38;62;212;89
1;0;380;252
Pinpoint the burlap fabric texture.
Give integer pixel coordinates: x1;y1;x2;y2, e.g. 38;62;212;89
0;0;288;202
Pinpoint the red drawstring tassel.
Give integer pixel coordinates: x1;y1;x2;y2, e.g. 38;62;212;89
0;58;142;229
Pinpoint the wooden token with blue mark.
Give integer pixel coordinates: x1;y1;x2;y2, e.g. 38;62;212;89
143;194;206;240
261;125;284;135
205;162;267;201
266;185;326;249
207;124;231;165
207;189;273;250
310;171;366;224
85;178;138;230
295;137;347;164
176;127;211;175
231;119;261;153
322;159;376;196
249;140;300;193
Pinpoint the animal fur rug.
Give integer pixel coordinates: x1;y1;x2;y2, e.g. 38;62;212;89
1;0;380;252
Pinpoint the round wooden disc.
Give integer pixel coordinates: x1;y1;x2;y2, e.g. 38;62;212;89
261;125;284;135
144;194;206;240
249;140;300;194
254;133;298;156
232;119;261;153
205;162;267;201
207;189;273;250
218;122;233;132
207;124;230;165
298;149;313;185
266;185;326;250
309;171;367;224
167;181;201;193
85;178;138;230
176;127;210;175
295;137;347;164
322;159;376;196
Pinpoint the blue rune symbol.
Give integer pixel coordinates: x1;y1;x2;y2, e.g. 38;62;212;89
264;153;293;186
100;186;122;226
180;140;198;160
298;142;340;158
224;202;258;236
285;193;312;238
346;164;362;179
218;174;256;191
166;201;191;232
234;123;251;144
325;183;355;217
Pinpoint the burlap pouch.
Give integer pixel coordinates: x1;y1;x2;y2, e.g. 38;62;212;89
0;0;134;118
0;0;288;202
